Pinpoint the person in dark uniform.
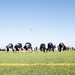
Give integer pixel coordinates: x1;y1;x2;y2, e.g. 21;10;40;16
14;43;22;52
40;43;46;52
47;42;54;52
6;43;13;52
58;42;66;52
23;42;32;51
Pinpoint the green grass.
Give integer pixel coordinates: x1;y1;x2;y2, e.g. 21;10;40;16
0;51;75;75
0;66;75;75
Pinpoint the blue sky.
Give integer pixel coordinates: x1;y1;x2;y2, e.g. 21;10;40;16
0;0;75;48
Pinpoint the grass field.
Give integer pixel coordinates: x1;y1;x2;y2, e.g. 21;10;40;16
0;50;75;75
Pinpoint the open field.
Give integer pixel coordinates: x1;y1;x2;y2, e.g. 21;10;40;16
0;51;75;75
